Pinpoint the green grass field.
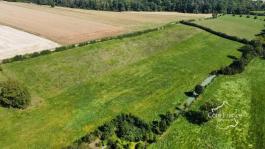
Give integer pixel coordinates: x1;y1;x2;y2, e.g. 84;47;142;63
195;15;265;40
149;58;265;149
0;24;242;148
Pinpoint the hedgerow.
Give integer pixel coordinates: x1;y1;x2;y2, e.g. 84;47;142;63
211;41;264;76
0;80;31;109
180;20;251;45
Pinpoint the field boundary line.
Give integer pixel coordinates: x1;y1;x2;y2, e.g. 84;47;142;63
180;20;252;45
0;21;179;64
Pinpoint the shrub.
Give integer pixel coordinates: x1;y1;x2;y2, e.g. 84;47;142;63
0;80;30;109
40;50;52;55
246;15;250;18
135;142;146;149
0;65;2;72
212;13;218;18
184;111;208;125
184;100;221;125
199;100;221;117
79;133;96;143
30;52;41;58
219;60;246;75
194;84;204;95
254;16;258;19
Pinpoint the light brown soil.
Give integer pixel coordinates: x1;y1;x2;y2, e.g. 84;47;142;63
0;1;210;45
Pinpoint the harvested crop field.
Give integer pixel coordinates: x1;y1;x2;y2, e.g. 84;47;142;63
0;1;210;45
0;25;60;60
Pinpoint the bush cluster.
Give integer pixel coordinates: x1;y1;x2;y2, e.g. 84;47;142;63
180;21;250;44
0;80;30;109
184;100;221;125
68;114;157;149
194;84;204;95
151;112;178;135
68;110;180;148
1;50;53;64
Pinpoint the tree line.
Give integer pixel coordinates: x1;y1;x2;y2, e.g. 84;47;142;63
7;0;265;14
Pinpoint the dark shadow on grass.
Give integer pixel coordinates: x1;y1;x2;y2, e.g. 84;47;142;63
185;91;195;97
227;55;238;60
184;111;209;125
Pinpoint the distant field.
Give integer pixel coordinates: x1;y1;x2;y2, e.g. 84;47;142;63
0;1;210;44
195;15;265;40
0;25;60;60
0;24;242;148
150;58;265;149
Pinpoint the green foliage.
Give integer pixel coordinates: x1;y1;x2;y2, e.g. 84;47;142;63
49;0;55;7
212;13;218;19
194;84;204;95
213;43;264;75
13;0;259;14
184;110;209;125
180;20;251;44
184;100;221;125
70;114;156;148
70;111;178;147
0;80;30;109
135;142;146;149
151;112;178;135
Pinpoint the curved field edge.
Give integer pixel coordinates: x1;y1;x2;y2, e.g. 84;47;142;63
149;58;265;149
0;25;242;148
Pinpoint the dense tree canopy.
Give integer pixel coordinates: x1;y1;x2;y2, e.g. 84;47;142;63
15;0;265;13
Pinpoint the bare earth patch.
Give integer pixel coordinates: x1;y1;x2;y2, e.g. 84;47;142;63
0;25;60;60
0;1;210;45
